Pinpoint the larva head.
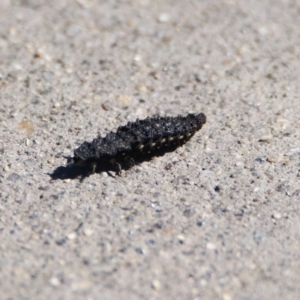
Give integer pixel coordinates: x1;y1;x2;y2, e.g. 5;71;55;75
188;113;206;131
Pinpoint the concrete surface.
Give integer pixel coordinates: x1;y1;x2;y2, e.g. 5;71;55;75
1;0;300;299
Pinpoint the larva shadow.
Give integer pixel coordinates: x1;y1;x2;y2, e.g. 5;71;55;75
49;160;116;181
50;143;182;181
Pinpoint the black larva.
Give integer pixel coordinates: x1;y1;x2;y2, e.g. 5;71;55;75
66;113;206;179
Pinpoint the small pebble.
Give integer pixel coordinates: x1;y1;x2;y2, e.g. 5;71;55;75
47;157;55;165
137;83;148;92
158;13;170;23
55;238;66;246
49;277;60;287
117;95;131;105
100;172;108;178
206;242;217;250
177;234;185;243
272;212;282;219
18;120;34;135
223;293;232;300
133;54;142;62
82;98;91;104
135;247;146;255
26;193;35;203
7;173;21;181
255;157;266;164
33;139;40;145
53;102;60;108
235;161;244;167
200;279;207;286
67;232;77;240
266;156;276;163
276;117;289;124
258;134;273;143
83;227;93;236
285;148;300;156
196;221;205;227
38;185;50;191
152;279;161;291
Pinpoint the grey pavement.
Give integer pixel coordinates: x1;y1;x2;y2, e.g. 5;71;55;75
1;1;300;299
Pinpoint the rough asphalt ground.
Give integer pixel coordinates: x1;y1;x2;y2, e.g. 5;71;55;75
1;1;300;299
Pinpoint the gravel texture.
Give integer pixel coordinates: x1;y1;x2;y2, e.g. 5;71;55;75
1;1;300;299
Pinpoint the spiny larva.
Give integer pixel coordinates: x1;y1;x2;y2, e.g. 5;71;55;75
66;113;206;178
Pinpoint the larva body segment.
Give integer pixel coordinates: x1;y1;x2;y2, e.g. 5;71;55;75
67;113;206;177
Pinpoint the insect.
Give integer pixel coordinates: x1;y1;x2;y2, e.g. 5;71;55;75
65;113;206;179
